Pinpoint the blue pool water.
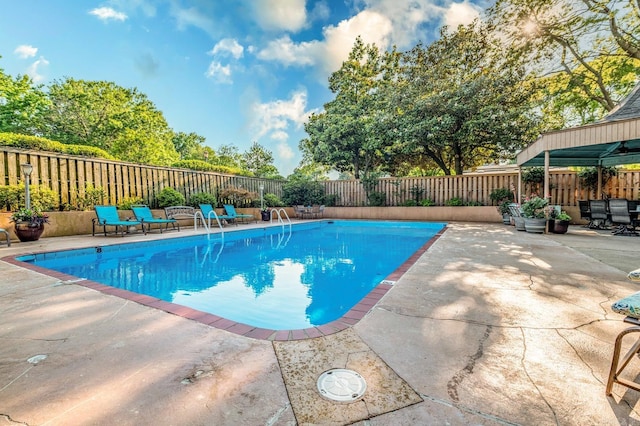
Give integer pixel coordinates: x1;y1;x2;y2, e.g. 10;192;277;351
20;220;445;330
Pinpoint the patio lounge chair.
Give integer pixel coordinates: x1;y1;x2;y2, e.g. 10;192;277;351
223;204;255;224
93;205;145;236
0;228;10;246
132;205;179;233
199;204;235;227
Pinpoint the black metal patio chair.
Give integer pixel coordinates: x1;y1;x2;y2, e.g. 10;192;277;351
608;198;638;236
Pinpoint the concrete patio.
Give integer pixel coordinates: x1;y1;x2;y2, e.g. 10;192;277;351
2;222;640;425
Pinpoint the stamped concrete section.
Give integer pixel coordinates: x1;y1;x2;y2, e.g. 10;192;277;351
273;328;422;425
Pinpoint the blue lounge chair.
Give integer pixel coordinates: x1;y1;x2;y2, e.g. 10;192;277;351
132;205;179;233
199;204;235;227
223;204;255;224
93;205;145;236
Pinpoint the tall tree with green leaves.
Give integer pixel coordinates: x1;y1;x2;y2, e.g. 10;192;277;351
213;144;242;168
241;141;281;178
0;63;49;135
393;22;540;175
302;37;399;179
43;78;179;165
487;0;640;126
172;131;206;160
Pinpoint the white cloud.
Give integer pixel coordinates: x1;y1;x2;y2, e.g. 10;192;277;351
277;140;296;160
250;90;312;141
321;10;393;74
14;45;37;59
89;7;127;22
205;61;232;84
252;0;307;32
26;57;49;82
210;38;244;59
257;36;321;67
443;2;482;29
173;6;215;34
310;1;330;21
256;10;393;77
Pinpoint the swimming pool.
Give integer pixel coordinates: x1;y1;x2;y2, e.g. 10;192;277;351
17;220;446;331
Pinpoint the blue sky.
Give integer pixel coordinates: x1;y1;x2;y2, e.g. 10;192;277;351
0;0;484;176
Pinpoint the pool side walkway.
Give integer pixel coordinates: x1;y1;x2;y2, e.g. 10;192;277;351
2;222;640;424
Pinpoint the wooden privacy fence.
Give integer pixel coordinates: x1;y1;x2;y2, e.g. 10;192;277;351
2;147;640;209
0;148;284;209
322;171;640;207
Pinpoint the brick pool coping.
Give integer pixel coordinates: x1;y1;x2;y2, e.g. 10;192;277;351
3;226;447;341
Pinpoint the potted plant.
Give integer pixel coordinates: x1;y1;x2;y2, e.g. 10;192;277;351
260;207;271;221
10;207;50;242
521;196;548;233
550;210;572;234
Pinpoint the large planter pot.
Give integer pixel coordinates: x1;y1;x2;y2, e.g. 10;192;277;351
502;213;511;225
513;216;526;231
552;220;570;234
261;210;271;221
524;218;547;234
14;222;45;242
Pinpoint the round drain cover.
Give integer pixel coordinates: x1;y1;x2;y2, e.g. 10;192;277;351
317;369;366;402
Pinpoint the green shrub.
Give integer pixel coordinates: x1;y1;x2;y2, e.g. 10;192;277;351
282;178;325;205
401;199;418;206
522;167;545;185
323;194;339;207
172;159;254;176
76;184;106;210
367;191;386;206
420;198;435;207
445;197;464;206
188;192;217;207
0;132;115;160
117;196;145;210
489;188;514;205
155;187;185;208
263;193;283;207
0;183;58;211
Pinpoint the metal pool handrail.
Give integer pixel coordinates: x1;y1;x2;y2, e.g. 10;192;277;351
194;210;225;238
270;208;291;227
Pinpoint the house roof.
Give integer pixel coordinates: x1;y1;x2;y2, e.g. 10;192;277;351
516;83;640;167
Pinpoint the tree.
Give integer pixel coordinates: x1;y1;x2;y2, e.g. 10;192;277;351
241;141;280;178
213;144;242;168
302;37;400;179
172;131;206;160
487;0;640;126
0;63;49;135
43;78;179;165
393;22;540;175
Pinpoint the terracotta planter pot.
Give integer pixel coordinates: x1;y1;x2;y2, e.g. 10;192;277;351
14;222;45;242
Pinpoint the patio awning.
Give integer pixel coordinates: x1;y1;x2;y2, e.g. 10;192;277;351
517;83;640;168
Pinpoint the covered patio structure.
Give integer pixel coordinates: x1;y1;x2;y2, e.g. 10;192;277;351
516;84;640;200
